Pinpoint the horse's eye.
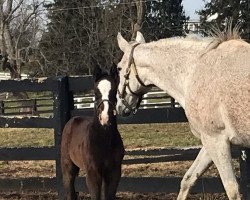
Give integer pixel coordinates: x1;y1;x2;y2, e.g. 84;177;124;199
117;67;122;72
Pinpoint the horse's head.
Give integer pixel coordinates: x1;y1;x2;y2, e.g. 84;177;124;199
116;31;152;116
93;64;119;127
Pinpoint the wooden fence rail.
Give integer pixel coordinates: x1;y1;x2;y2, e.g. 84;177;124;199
0;88;176;116
0;146;243;194
0;76;249;199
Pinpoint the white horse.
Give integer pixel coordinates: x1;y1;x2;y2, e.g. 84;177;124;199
116;30;250;200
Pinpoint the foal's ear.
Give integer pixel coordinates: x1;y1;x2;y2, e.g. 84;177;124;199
135;31;146;43
93;65;103;81
110;63;119;82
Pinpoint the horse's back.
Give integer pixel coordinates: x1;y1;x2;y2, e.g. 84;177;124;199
61;116;93;168
186;40;250;145
62;116;92;139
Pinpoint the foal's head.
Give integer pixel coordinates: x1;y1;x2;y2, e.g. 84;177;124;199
93;64;119;127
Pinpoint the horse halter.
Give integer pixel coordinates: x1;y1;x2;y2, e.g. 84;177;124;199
118;43;153;114
95;99;117;115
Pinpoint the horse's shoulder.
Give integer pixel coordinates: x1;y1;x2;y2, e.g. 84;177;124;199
65;116;93;132
71;116;92;123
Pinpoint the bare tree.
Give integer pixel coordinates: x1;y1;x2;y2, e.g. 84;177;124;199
0;0;46;79
39;0;145;76
131;0;145;39
0;0;47;113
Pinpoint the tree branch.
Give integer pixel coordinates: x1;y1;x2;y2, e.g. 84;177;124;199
5;0;25;23
132;0;145;39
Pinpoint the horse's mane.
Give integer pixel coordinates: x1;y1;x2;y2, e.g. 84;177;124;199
203;20;242;54
132;21;242;56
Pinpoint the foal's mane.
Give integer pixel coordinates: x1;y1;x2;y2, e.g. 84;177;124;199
95;72;109;83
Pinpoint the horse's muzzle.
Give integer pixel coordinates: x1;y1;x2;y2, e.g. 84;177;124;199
121;108;132;117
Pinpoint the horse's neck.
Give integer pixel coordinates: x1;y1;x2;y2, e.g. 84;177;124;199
134;38;211;108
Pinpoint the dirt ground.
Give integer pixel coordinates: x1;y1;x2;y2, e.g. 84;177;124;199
0;191;228;200
0;160;234;200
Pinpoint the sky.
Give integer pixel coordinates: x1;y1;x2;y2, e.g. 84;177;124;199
182;0;206;20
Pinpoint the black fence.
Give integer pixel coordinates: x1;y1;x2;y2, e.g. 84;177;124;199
0;84;178;117
0;76;249;199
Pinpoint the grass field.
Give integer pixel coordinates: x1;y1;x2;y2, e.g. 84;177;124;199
0;123;200;148
0;123;233;199
0;122;204;178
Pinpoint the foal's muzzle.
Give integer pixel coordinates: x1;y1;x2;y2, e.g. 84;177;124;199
96;99;116;126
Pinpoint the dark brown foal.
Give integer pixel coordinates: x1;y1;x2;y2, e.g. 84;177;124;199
61;65;124;200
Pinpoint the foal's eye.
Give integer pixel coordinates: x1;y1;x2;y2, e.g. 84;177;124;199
117;67;122;72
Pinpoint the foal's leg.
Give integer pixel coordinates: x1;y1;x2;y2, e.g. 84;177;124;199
103;163;122;200
61;159;79;200
201;133;241;200
177;146;213;200
86;167;102;200
103;135;124;200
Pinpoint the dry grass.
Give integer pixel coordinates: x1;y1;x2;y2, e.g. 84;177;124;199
0;128;54;147
0;123;200;148
120;123;200;149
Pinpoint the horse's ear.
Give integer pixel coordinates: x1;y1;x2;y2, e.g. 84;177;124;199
117;32;130;52
110;63;119;82
135;31;146;43
93;65;102;81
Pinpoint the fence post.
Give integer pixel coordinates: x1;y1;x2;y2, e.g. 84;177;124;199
240;148;250;200
170;97;175;108
53;76;72;199
32;99;37;115
0;101;4;115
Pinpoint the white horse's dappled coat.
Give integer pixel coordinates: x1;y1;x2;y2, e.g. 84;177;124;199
116;31;250;200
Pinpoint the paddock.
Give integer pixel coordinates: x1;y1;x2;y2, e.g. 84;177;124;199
0;76;249;199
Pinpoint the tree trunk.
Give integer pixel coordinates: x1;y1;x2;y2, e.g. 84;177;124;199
131;0;145;39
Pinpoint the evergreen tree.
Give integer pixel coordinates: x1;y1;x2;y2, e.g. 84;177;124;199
197;0;250;40
39;0;188;76
39;0;133;76
142;0;187;41
40;0;98;75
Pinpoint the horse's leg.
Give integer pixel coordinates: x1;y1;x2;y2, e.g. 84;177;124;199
177;146;213;200
201;133;241;200
61;158;79;200
86;167;102;200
